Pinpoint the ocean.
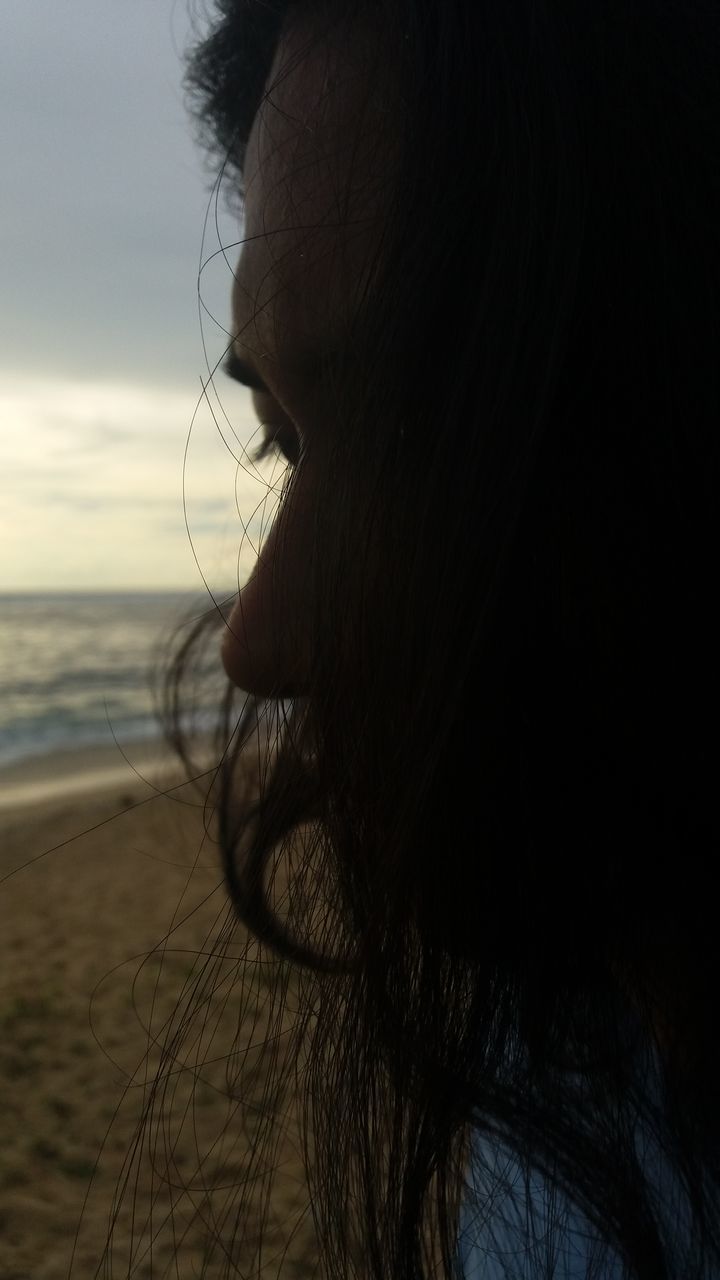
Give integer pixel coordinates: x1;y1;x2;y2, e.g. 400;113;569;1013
0;592;229;770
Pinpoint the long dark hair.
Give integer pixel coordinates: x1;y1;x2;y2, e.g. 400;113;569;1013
148;0;720;1275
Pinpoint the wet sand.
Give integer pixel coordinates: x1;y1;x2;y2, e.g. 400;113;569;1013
0;738;314;1279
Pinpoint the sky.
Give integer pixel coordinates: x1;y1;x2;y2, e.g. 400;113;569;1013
2;0;279;592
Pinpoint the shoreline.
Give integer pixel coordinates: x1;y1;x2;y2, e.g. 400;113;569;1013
0;732;217;813
0;718;281;1278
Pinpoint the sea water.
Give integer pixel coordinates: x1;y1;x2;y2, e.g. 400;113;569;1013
0;591;227;769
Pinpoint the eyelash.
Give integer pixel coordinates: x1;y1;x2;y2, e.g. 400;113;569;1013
250;422;302;468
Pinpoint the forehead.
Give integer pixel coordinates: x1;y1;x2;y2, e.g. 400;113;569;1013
231;13;396;395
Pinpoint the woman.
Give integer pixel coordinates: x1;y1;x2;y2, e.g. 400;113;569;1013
164;0;720;1275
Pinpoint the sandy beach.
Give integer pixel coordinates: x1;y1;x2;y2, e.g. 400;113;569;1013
0;737;314;1279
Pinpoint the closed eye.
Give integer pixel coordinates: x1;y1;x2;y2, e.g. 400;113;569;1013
222;349;303;467
250;419;302;467
249;390;302;467
222;348;269;393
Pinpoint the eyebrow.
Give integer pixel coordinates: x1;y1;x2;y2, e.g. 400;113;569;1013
222;348;269;393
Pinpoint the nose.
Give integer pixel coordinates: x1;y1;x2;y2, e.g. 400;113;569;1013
220;463;313;697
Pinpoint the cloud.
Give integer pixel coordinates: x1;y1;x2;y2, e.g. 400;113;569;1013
0;0;278;591
0;0;230;386
1;374;278;590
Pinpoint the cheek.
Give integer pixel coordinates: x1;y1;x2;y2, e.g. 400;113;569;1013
221;465;314;697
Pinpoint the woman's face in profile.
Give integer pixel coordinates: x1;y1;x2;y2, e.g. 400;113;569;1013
220;16;391;697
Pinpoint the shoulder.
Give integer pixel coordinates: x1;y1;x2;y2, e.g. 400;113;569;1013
455;1127;621;1280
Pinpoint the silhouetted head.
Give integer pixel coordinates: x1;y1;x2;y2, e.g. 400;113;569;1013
168;3;720;1275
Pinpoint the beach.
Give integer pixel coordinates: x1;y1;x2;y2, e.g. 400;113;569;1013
0;737;314;1279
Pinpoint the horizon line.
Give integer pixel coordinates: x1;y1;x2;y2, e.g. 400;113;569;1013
0;586;239;596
